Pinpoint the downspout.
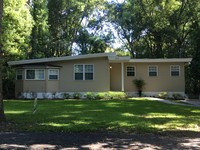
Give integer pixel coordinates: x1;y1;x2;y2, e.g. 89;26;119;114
121;62;124;91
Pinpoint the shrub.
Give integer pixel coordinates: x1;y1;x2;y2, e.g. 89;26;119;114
85;92;95;100
63;93;70;99
172;93;184;100
107;91;127;100
133;79;146;97
73;93;81;99
93;92;127;100
157;92;168;99
188;94;199;99
95;92;106;100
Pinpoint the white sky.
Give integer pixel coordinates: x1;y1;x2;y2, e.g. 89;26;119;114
107;0;125;4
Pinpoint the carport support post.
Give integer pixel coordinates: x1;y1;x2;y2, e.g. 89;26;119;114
121;62;124;91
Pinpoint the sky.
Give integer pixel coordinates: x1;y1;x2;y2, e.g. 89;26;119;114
107;0;125;4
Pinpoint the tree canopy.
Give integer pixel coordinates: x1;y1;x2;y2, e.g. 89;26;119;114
0;0;200;101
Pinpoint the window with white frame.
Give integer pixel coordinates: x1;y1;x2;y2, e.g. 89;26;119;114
171;65;180;76
48;69;59;80
26;69;45;80
148;66;158;76
16;69;23;80
74;64;93;80
127;66;135;76
85;65;93;80
74;65;84;80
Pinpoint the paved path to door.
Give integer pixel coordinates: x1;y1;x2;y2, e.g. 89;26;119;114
147;97;200;107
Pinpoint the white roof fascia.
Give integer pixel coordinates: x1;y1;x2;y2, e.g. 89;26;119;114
109;56;191;63
129;58;192;63
8;52;116;66
16;66;62;69
108;56;130;62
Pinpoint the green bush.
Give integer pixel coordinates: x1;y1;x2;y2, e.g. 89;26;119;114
89;92;127;100
85;92;95;100
157;92;168;99
188;94;199;99
132;78;146;97
63;93;70;99
95;92;106;100
107;91;127;100
172;93;184;100
73;92;81;99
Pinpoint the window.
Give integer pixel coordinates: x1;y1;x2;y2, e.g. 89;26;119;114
74;65;84;80
85;65;93;80
74;64;93;80
171;65;180;76
26;69;45;80
48;69;59;80
127;66;135;76
16;70;23;80
149;66;158;76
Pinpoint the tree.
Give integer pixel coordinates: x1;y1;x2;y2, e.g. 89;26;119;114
2;0;33;59
188;2;200;98
0;0;33;100
189;30;200;98
107;0;197;58
47;0;106;56
107;1;144;58
29;0;49;59
75;28;111;54
47;0;88;56
0;0;6;123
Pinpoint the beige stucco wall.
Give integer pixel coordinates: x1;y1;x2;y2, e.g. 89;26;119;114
23;80;46;92
46;81;59;92
110;62;186;93
51;57;110;92
15;68;59;94
110;63;121;91
15;80;23;96
15;57;186;97
15;57;110;96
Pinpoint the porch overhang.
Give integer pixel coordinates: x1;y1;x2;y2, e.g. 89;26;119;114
108;56;130;63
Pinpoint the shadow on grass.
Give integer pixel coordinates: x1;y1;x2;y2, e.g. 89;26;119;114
2;99;200;134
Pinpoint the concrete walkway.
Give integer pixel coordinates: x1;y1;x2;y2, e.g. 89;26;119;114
180;99;200;107
147;97;200;107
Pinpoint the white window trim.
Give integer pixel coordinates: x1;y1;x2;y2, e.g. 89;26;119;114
170;65;180;77
16;69;23;80
25;69;45;80
126;66;136;77
74;64;84;80
74;64;94;80
148;65;158;77
48;69;59;80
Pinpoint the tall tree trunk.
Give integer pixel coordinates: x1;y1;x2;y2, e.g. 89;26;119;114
0;0;6;123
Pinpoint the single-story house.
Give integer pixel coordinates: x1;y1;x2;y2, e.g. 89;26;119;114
8;52;191;99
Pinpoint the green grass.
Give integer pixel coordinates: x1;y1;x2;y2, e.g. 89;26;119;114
2;98;200;133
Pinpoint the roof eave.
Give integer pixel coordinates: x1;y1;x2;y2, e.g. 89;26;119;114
108;56;130;62
8;52;116;66
129;58;192;63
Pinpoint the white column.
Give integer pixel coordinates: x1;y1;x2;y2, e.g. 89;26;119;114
121;62;124;91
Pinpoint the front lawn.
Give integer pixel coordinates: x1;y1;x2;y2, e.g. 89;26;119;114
2;98;200;133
